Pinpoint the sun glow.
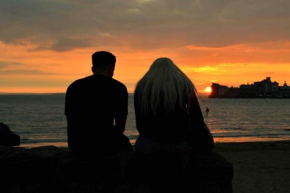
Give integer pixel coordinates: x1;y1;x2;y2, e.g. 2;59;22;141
205;87;212;93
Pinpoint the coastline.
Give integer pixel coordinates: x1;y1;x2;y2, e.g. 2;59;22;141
214;140;290;193
208;96;290;99
19;138;290;148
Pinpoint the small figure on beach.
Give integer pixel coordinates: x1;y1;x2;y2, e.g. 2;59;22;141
65;51;132;156
134;58;214;153
206;107;210;115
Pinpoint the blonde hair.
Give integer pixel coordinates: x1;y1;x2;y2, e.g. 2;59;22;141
134;57;197;115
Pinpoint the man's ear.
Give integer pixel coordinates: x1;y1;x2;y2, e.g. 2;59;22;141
91;66;94;73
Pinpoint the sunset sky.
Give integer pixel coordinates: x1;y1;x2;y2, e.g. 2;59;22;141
1;0;290;93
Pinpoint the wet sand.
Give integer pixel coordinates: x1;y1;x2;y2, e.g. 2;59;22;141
214;141;290;193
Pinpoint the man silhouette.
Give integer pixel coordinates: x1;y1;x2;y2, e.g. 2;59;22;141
65;51;132;155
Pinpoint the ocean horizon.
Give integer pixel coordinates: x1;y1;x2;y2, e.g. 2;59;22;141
0;94;290;147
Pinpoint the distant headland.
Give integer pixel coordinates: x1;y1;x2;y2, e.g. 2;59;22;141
209;77;290;98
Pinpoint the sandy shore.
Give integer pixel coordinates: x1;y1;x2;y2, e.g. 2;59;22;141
214;140;290;193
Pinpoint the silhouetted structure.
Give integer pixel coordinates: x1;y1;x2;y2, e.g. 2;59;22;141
210;77;290;98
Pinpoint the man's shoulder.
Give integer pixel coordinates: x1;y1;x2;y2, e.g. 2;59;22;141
70;77;85;86
111;78;127;90
67;76;92;91
67;75;127;93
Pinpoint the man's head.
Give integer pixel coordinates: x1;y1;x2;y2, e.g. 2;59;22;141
92;51;116;77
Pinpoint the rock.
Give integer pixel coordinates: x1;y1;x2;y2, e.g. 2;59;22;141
0;146;233;193
0;122;20;146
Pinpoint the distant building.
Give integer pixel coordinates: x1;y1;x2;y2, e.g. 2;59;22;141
240;83;254;96
280;81;290;91
278;81;290;97
211;83;228;96
227;86;240;96
209;77;290;98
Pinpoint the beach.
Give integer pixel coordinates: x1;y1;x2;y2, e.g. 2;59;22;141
214;140;290;193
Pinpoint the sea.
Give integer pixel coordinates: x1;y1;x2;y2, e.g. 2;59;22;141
0;94;289;147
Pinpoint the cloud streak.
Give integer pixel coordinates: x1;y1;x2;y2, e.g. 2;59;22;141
0;61;23;68
0;69;88;76
0;70;51;75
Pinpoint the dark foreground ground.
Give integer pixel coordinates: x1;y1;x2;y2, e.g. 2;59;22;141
214;141;290;193
1;140;289;193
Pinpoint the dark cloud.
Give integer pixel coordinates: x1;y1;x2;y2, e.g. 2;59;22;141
0;0;290;51
33;37;93;52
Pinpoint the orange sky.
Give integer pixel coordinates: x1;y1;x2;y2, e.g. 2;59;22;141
1;0;290;93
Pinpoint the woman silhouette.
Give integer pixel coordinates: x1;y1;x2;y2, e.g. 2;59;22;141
134;58;214;153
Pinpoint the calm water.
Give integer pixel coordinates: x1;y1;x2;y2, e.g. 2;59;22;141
0;94;289;147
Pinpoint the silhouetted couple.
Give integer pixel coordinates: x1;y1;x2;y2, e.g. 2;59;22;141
65;51;214;157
